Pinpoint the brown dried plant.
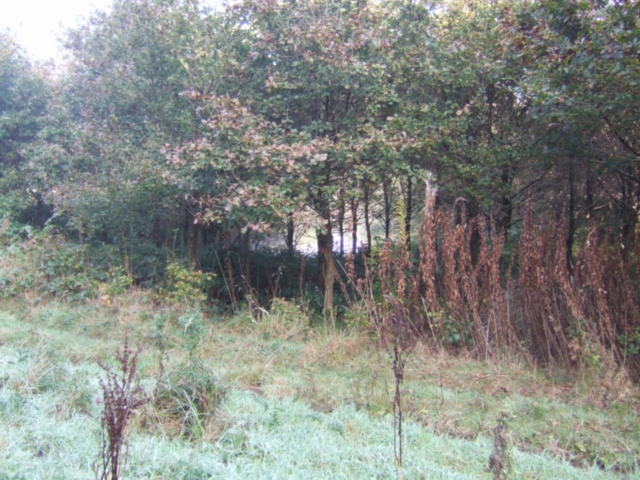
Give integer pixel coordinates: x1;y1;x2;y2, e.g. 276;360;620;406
96;337;149;480
487;413;512;480
382;294;417;480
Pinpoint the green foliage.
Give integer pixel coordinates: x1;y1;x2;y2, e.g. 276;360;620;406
566;319;604;371
159;262;214;305
177;307;206;358
619;327;640;361
0;32;52;227
0;226;141;303
251;297;310;340
341;301;372;333
107;266;133;296
431;312;473;349
0;231;101;301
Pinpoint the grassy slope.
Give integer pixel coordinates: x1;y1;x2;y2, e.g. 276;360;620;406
0;297;638;478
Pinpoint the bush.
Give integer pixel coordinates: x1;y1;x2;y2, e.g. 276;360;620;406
152;361;225;441
158;262;214;305
0;230;104;301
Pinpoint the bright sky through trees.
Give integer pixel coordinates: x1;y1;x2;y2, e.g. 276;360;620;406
0;0;221;62
0;0;114;62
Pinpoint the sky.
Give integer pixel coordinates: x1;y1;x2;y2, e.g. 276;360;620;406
0;0;221;64
0;0;114;62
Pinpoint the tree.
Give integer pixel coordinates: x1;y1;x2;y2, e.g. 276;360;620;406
0;32;51;227
500;0;640;255
56;0;227;273
231;0;398;322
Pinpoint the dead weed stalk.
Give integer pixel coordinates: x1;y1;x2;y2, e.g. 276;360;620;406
96;337;149;480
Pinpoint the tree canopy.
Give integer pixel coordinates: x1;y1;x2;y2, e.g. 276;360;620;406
1;0;639;317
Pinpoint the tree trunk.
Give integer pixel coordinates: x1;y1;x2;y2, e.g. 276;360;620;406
183;206;190;254
585;171;594;220
338;198;345;256
36;196;44;230
566;160;576;274
500;165;513;231
383;179;391;239
317;221;335;327
286;213;295;251
405;175;412;249
351;197;358;254
620;167;638;252
223;229;237;307
364;185;372;255
243;230;251;293
187;216;199;270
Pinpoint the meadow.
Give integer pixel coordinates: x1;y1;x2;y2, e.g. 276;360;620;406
1;293;638;479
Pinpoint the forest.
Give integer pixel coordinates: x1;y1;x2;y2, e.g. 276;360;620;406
2;0;640;477
2;0;640;371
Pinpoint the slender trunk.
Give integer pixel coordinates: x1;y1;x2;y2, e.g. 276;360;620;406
36;196;44;230
351;198;358;254
383;179;391;239
566;161;576;274
286;213;295;252
338;198;345;256
621;167;637;252
187;218;199;270
318;220;335;327
223;229;237;307
364;185;372;255
500;166;513;230
201;224;209;246
243;230;251;292
405;175;412;249
586;171;595;220
183;206;190;253
454;199;463;227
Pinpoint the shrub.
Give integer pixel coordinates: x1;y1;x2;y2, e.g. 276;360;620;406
158;262;214;305
152;361;225;441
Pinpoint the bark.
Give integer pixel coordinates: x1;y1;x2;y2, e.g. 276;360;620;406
201;224;208;246
405;175;412;249
338;197;345;256
500;165;513;231
223;229;237;307
566;161;576;274
364;185;372;255
36;196;44;230
383;179;391;239
187;217;199;270
351;197;358;254
619;166;639;251
317;221;335;327
286;213;295;251
183;206;190;252
586;171;595;220
243;230;251;292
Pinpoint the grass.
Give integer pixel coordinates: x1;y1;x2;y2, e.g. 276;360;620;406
0;294;639;478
